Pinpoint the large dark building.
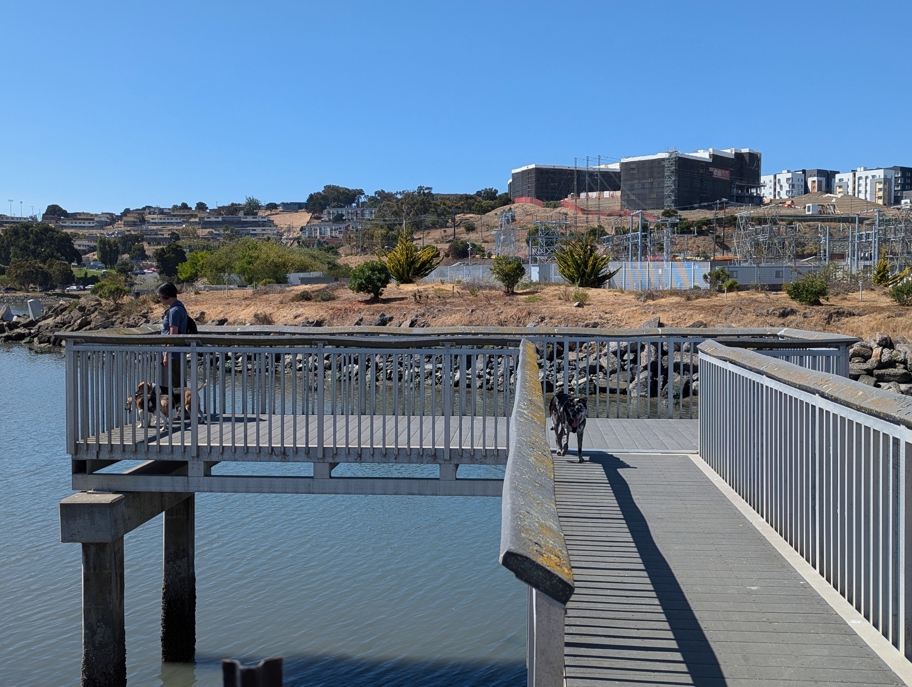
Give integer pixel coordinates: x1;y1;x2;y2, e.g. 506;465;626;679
509;164;621;203
620;148;762;210
799;169;839;194
892;166;912;205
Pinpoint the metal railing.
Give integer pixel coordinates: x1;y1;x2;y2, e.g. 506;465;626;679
59;326;856;488
699;340;912;658
64;334;518;464
500;339;574;687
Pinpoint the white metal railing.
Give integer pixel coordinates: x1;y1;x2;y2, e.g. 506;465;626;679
699;340;912;658
65;339;517;463
60;327;856;467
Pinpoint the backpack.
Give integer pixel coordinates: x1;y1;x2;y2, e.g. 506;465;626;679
186;315;198;335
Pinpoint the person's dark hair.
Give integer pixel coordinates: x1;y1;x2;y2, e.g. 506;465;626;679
157;282;178;299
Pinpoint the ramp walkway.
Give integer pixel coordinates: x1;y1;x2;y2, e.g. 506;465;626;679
551;419;906;686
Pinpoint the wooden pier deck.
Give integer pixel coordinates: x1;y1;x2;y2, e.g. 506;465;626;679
552;419;907;686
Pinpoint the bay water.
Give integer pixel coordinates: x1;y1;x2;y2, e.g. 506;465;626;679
0;345;525;686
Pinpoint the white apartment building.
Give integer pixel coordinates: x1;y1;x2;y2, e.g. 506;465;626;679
834;167;895;205
760;170;806;200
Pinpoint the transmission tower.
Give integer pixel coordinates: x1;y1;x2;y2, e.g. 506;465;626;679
494;209;517;256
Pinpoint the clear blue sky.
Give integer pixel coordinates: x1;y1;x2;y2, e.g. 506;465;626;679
3;0;911;215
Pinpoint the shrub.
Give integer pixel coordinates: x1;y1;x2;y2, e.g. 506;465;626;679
378;233;442;284
554;235;619;288
252;311;273;325
722;278;739;293
463;221;476;233
490;255;525;294
92;280;129;303
785;273;828;306
348;260;391;302
703;267;730;292
572;287;589;304
291;288;336;302
890;280;912;306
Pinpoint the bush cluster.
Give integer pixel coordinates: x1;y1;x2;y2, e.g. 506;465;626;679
784;273;829;306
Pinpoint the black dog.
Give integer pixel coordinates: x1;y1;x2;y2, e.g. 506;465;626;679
549;393;588;462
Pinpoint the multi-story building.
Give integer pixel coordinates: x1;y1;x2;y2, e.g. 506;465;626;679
508;164;622;203
800;169;839;194
321;206;377;222
891;167;912;205
760;170;806;200
835;167;896;205
619;148;762;210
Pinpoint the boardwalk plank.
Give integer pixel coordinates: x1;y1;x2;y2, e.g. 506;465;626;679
554;419;904;686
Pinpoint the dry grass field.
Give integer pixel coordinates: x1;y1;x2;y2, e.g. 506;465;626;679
178;281;910;340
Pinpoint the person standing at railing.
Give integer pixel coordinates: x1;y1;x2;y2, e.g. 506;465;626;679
158;282;189;392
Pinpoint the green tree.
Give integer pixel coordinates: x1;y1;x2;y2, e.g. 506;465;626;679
873;251;892;286
890;280;912;306
96;237;121;268
154;243;188;279
490;256;525;294
0;222;81;266
45;258;75;288
129;243;148;261
305;185;365;214
195;201;208;212
264;202;279;211
554;235;619;288
703;267;731;292
115;259;134;277
198;238;324;285
243;196;262;216
378;233;442;284
119;232;144;255
463;221;476;233
7;258;52;289
44;204;68;218
476;188;499;202
348;260;391;302
784;273;829;306
177;250;211;283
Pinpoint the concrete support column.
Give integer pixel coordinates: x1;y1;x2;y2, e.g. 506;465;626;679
439;463;458;481
161;495;196;663
81;539;126;687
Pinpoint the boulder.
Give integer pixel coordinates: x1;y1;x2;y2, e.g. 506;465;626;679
849;361;877;378
848;344;873;360
875;332;893;349
873;368;912;384
0;304;12;322
640;316;662;329
373;313;393;327
856;374;877;386
900;384;912;396
879;381;902;394
685;320;706;329
768;307;797;318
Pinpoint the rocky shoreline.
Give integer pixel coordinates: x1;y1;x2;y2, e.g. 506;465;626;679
847;333;912;394
3;297;911;399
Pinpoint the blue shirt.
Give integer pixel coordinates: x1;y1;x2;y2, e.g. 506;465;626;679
162;300;188;335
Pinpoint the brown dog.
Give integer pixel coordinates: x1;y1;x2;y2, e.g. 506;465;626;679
126;381;204;426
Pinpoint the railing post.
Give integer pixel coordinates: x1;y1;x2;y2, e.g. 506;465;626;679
443;344;452;464
190;343;198;458
316;343;325;462
527;587;566;687
66;342;77;457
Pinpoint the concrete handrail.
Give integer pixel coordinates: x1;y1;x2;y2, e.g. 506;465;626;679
499;338;574;605
699;339;912;429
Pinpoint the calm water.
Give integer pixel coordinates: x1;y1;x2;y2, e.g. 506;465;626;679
0;345;525;686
